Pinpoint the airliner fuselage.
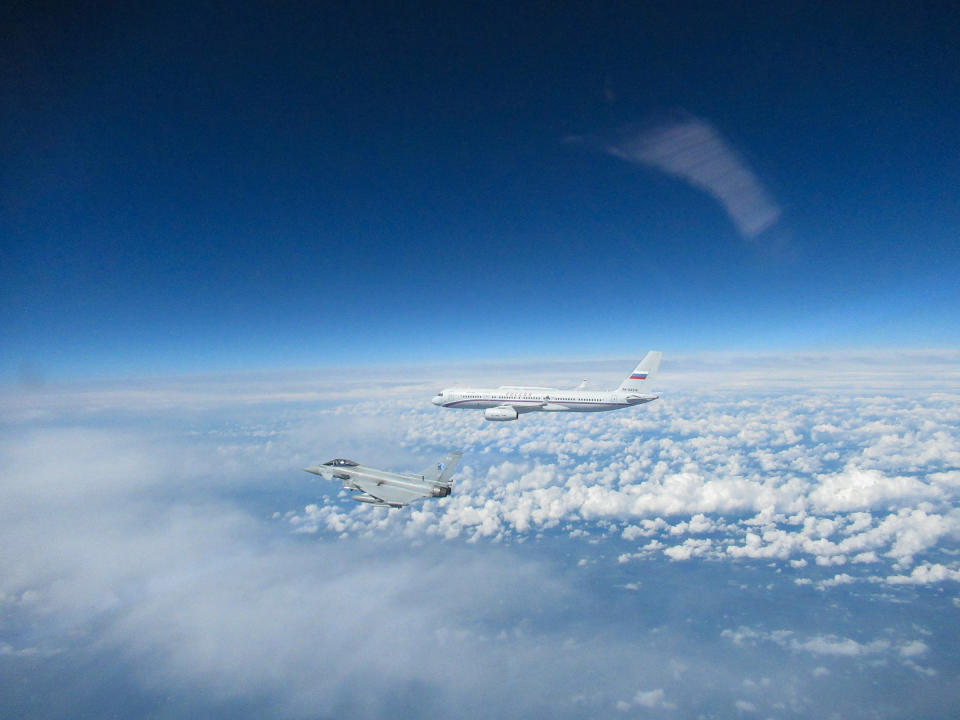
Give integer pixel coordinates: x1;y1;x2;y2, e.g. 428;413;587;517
433;387;656;415
431;352;662;421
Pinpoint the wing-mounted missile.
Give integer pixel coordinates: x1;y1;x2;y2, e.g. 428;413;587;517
352;492;395;507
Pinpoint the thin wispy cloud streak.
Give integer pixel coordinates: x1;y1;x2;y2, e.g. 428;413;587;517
574;113;782;239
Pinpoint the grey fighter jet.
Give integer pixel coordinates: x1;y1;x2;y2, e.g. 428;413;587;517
304;451;463;508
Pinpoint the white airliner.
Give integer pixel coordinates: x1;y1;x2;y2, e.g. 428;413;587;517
431;351;662;421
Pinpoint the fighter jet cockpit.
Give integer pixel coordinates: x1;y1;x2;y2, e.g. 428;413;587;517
323;459;359;467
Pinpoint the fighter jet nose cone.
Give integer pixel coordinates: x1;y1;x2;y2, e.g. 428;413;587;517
304;467;321;475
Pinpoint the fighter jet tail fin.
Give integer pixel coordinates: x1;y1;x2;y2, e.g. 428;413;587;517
617;351;662;391
420;450;463;485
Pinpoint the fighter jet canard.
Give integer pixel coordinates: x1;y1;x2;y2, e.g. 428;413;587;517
304;451;463;508
432;351;662;422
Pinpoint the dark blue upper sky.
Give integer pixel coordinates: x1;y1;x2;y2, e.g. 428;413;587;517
3;1;959;379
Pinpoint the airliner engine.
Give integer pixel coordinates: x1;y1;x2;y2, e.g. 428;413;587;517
484;406;518;421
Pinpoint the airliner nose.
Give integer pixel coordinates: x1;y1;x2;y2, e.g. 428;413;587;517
432;395;443;406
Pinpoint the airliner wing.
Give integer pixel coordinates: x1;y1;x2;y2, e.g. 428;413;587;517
351;477;427;507
513;402;545;414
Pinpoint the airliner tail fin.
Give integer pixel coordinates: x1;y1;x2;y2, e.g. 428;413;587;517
618;351;662;392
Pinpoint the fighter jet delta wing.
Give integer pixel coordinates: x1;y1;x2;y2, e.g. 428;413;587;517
349;478;430;508
304;452;462;508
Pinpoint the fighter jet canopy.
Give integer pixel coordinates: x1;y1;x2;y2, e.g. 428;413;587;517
323;459;359;467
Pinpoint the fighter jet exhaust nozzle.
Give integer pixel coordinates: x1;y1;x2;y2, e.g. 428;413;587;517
431;485;452;498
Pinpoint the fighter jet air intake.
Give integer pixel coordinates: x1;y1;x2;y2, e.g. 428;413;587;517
304;451;463;508
432;352;662;421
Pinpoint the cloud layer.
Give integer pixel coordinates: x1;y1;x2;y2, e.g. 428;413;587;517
2;352;959;717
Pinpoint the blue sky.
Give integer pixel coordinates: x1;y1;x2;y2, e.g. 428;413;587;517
3;2;959;380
